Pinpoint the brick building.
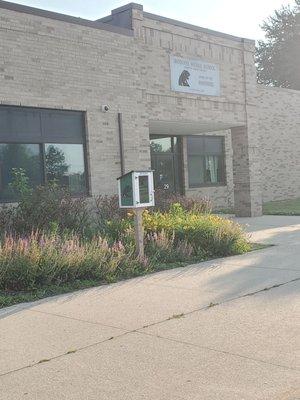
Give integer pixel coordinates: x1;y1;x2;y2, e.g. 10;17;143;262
0;1;299;216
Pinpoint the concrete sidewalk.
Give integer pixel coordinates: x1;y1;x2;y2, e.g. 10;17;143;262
0;216;299;399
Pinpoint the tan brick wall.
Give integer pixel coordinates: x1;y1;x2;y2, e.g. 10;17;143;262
257;85;300;202
0;4;265;215
0;7;150;196
137;14;248;125
136;14;260;214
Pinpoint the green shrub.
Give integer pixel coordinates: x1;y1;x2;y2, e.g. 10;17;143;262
97;215;134;243
0;206;251;294
0;172;251;296
153;189;212;213
0;169;92;236
94;191;212;233
94;194;125;229
0;233;151;292
145;230;194;263
1;170;212;239
143;204;250;258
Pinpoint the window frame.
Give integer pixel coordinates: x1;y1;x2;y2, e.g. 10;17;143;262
0;105;90;201
187;135;227;188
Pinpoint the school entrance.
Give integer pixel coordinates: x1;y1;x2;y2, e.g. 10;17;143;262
150;135;183;194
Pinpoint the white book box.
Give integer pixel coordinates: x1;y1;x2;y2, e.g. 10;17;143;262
117;170;155;208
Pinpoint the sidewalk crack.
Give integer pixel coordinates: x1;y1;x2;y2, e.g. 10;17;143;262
1;277;298;378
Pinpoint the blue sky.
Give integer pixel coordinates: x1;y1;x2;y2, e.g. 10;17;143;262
9;0;295;40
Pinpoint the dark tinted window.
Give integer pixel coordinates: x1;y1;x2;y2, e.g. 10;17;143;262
187;136;225;187
0;107;41;142
187;136;204;155
138;175;150;203
0;106;84;144
0;144;42;201
205;137;223;154
41;110;84;143
0;106;87;201
45;144;86;195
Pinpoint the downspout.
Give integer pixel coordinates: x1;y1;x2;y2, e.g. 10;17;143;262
117;112;125;175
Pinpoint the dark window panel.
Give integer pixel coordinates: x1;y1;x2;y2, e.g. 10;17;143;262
41;110;84;143
0;107;42;143
187;136;204;155
0;106;84;144
188;155;205;187
187;135;226;187
204;136;223;154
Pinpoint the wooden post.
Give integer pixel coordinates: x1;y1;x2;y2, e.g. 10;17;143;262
134;208;144;258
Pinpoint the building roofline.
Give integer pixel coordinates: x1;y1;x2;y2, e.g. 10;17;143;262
143;11;255;44
0;0;134;37
111;3;143;15
257;83;300;95
0;1;255;43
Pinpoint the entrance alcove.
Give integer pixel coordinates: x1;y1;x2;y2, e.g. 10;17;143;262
149;120;262;217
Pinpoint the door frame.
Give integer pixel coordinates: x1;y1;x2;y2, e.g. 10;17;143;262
150;135;185;195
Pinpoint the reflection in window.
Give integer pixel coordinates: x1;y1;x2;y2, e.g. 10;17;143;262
188;155;205;187
0;106;88;202
187;136;225;187
138;175;149;203
150;136;182;193
45;144;86;194
0;144;42;201
205;155;220;183
150;137;172;153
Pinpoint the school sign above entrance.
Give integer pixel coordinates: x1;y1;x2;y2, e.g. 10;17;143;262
170;56;220;96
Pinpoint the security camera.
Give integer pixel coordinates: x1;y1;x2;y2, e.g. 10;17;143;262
101;105;109;112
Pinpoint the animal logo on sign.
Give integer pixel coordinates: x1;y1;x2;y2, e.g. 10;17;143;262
178;70;190;87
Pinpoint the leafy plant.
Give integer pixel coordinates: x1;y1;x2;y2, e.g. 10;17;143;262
9;168;32;198
0;172;251;301
153;189;212;213
1;169;92;236
0;232;151;292
94;194;123;221
256;1;300;89
145;230;193;263
143;204;250;258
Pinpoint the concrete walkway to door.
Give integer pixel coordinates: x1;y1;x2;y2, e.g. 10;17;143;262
0;216;299;399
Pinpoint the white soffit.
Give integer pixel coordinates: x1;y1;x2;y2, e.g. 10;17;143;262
149;120;244;136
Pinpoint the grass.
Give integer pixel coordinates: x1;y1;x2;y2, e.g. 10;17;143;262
263;197;300;216
0;279;102;309
0;243;265;309
214;197;300;216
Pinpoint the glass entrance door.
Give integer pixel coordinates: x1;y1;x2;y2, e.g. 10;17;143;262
150;136;183;193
